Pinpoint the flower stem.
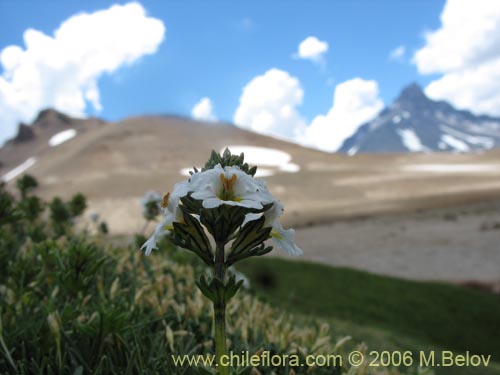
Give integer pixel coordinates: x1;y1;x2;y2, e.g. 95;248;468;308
214;241;229;375
215;241;225;281
214;301;228;375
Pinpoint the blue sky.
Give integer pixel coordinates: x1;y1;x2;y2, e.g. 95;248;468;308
1;0;499;151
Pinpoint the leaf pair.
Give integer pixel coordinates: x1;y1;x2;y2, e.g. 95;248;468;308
196;274;244;305
226;216;273;266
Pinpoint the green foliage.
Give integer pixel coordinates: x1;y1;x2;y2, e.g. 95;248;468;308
240;258;500;375
49;197;71;223
17;195;44;221
0;187;17;225
0;178;432;375
49;197;72;236
16;174;38;198
68;193;87;217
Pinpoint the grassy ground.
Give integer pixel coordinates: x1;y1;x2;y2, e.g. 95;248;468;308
238;257;500;375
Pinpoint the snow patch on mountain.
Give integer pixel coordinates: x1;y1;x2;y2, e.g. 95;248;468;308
1;157;37;182
220;145;301;174
48;129;77;147
396;128;428;152
440;125;494;149
441;135;469;152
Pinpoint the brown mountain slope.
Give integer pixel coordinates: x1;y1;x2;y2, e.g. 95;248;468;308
2;110;500;235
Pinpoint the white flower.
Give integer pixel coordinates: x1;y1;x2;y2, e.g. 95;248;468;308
141;163;300;257
141;181;190;256
161;180;191;213
190;164;272;209
141;205;184;256
243;200;303;256
140;191;161;216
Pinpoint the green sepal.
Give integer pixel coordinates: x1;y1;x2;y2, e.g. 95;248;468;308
200;206;245;243
171;206;214;266
202;148;258;177
227;216;272;264
200;203;273;244
226;243;273;266
179;194;203;215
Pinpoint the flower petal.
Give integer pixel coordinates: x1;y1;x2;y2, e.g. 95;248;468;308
271;225;303;256
141;213;175;255
202;197;223;209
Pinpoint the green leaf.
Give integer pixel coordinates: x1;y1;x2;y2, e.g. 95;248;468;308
195;274;244;303
201;149;258;176
224;275;244;302
229;216;271;259
195;275;215;301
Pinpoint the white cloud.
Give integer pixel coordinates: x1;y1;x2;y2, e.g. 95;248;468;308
234;70;383;152
413;0;500;116
302;78;383;152
0;2;165;144
296;36;329;62
191;97;217;122
389;45;406;60
233;68;306;140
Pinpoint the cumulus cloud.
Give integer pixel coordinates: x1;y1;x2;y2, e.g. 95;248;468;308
413;0;500;116
233;68;307;140
302;78;383;152
296;36;329;62
0;2;165;143
191;97;217;122
389;45;406;60
234;69;383;152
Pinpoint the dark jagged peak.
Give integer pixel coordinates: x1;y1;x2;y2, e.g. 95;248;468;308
340;81;500;154
396;83;428;103
9;123;35;144
33;108;72;127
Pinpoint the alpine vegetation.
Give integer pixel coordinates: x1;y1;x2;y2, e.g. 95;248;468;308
141;148;303;374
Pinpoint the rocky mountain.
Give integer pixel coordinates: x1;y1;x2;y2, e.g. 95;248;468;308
0;109;106;170
339;83;500;154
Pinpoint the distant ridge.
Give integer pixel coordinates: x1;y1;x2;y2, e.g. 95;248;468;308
339;83;500;154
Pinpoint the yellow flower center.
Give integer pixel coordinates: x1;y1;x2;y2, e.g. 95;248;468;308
219;173;239;201
271;229;282;240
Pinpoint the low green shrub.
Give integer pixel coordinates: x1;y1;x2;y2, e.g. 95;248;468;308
0;176;431;375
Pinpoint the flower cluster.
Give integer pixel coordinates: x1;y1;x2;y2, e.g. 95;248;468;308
141;149;302;374
141;149;302;259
